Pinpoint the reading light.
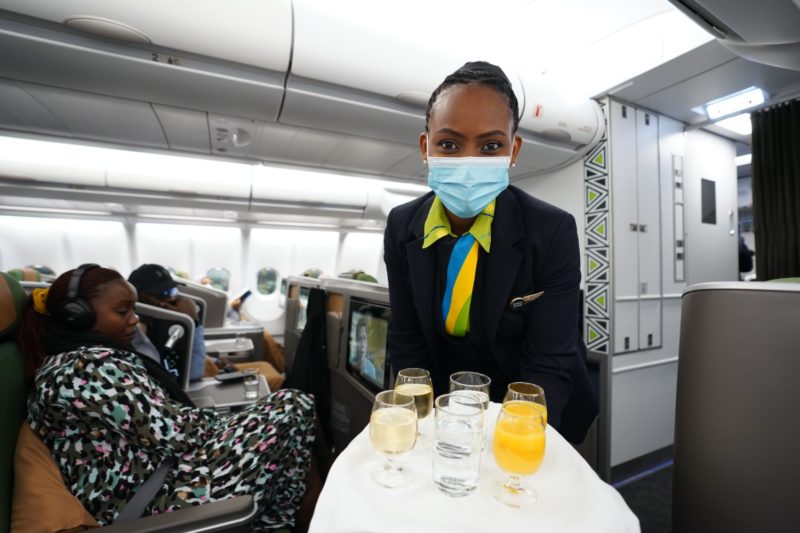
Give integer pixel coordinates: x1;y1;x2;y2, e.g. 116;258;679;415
706;87;765;120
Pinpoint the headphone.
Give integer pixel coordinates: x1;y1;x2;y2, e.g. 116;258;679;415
53;263;99;330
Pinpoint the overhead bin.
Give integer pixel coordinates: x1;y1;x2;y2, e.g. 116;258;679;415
285;0;603;177
517;72;605;149
0;136;106;187
251;166;369;215
0;0;292;72
0;0;604;180
0;5;289;122
106;152;254;199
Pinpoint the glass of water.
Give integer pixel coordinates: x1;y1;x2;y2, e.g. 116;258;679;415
433;393;484;497
242;368;259;400
449;371;491;407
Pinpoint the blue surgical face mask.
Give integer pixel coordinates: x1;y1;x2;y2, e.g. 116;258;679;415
427;155;511;218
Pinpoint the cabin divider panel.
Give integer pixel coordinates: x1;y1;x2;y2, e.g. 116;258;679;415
583;101;610;354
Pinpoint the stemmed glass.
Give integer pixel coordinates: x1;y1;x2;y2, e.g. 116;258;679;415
503;382;547;425
369;390;417;488
492;400;547;507
395;368;434;443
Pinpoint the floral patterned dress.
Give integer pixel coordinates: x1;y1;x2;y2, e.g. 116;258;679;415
27;346;315;530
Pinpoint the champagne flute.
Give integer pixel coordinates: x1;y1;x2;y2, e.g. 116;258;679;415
503;382;548;425
369;390;417;488
395;368;434;444
449;371;491;408
492;400;546;507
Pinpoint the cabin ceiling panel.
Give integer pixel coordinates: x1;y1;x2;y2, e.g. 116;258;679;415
276;128;346;167
0;78;67;133
244;121;299;162
511;138;578;179
606;41;738;102
384;152;426;182
324;137;417;176
21;82;168;149
152;105;210;154
633;57;800;124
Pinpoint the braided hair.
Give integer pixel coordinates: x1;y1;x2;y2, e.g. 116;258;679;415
425;61;520;133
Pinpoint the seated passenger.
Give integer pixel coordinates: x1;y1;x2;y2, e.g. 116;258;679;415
128;263;207;381
16;265;322;531
129;264;284;389
228;292;286;375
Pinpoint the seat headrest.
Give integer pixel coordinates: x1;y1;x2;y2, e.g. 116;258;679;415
0;272;28;339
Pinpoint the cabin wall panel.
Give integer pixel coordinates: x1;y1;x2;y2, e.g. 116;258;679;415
611;358;678;466
0;216;128;274
339;232;384;279
134;223;242;289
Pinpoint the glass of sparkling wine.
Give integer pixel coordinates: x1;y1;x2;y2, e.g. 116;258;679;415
492;400;546;507
503;382;548;426
395;368;434;444
369;390;418;488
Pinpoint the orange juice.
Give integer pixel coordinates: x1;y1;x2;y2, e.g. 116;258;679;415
493;402;546;476
504;400;548;426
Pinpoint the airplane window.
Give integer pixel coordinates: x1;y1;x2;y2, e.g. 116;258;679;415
205;267;230;291
257;267;278;295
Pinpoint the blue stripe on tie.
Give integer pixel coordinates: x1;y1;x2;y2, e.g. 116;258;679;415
441;234;475;324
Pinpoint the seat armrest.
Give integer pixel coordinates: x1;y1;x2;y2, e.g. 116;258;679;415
94;495;256;533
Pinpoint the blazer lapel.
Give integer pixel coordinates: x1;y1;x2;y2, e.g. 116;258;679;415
406;195;437;345
484;189;524;343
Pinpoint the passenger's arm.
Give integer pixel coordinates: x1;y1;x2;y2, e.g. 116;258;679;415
383;209;433;373
521;213;581;429
189;325;207;381
73;347;212;453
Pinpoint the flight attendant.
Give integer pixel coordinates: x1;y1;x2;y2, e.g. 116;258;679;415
384;61;597;442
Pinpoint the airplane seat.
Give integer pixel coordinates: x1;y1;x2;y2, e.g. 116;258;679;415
174;279;228;328
0;272;29;531
673;282;800;532
285;288;333;446
20;280;51;294
134;302;196;390
283;297;301;377
0;272;256;531
182;293;208;328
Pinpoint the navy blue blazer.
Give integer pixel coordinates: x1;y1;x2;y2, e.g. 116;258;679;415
384;185;597;443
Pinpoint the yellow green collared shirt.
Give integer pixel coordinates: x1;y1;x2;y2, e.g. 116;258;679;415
422;197;495;253
422;198;495;336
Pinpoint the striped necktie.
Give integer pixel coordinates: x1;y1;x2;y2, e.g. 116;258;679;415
442;233;479;336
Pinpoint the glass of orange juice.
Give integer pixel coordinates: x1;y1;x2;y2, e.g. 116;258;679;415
492;400;546;507
503;382;547;426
